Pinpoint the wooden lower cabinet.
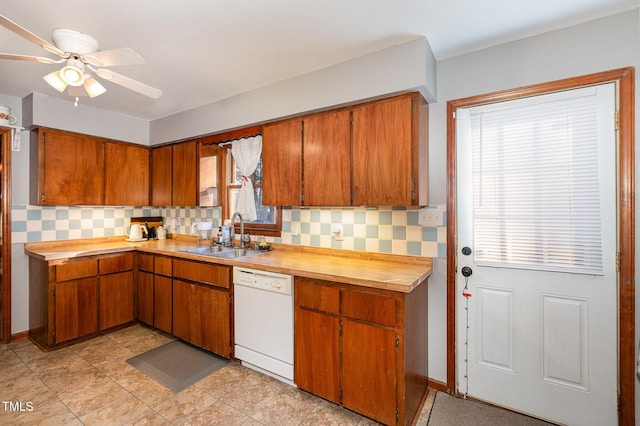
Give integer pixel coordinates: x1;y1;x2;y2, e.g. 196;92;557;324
136;254;173;333
294;277;428;425
135;255;231;358
294;308;340;403
137;271;154;325
29;252;135;349
342;319;397;425
54;277;99;343
173;279;230;356
154;276;173;334
99;272;134;330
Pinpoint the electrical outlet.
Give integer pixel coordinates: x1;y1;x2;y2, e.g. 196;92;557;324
419;207;443;226
331;224;343;241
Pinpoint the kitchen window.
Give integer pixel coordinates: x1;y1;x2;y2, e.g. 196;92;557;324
226;149;281;236
200;127;282;237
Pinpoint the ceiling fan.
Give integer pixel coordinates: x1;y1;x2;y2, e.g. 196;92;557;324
0;14;162;104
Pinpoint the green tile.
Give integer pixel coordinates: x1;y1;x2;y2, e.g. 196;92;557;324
407;241;421;256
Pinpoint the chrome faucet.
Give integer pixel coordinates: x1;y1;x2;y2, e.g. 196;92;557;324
230;212;250;248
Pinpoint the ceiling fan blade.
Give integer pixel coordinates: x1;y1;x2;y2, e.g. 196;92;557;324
0;14;66;57
95;68;162;99
0;52;63;64
82;48;145;67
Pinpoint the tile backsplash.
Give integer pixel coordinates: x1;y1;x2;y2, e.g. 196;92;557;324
11;205;446;258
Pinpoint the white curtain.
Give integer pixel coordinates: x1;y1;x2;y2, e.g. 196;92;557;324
231;135;262;221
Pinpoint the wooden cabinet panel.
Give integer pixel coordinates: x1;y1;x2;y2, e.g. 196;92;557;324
151;145;172;206
295;277;339;314
262;119;302;206
137;271;154;326
56;259;98;282
294;308;340;403
99;252;134;275
38;128;105;205
172;141;197;206
54;277;98;343
198;283;230;356
303;110;352;206
294;276;427;425
342;319;397;425
173;259;230;288
99;272;134;330
342;290;396;327
154;275;172;333
104;142;150;206
173;279;230;356
352;95;414;206
138;253;154;273
154;256;172;277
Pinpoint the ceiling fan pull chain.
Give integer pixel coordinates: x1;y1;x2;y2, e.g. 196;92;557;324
74;96;79;107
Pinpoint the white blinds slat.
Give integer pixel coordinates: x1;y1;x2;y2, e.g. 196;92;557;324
470;90;603;274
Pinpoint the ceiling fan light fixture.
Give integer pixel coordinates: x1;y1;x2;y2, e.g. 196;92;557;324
83;76;106;98
43;70;67;92
60;64;85;86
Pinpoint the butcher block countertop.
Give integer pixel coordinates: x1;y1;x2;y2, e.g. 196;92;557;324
24;236;432;293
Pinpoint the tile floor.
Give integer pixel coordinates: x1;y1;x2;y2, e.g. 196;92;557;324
0;324;434;425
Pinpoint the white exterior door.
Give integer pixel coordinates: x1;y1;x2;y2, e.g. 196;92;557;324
455;83;618;425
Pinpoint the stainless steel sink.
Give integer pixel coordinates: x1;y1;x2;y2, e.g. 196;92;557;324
210;248;265;258
180;246;264;258
181;245;233;255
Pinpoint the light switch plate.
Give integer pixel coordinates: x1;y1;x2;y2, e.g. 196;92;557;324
419;207;443;226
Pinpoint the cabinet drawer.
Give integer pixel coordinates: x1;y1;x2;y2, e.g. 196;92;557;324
99;252;134;275
56;259;98;282
172;259;230;289
154;256;172;277
342;290;396;327
138;253;154;273
295;278;339;315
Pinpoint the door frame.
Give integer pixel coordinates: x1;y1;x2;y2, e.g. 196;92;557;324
446;67;635;424
0;128;12;343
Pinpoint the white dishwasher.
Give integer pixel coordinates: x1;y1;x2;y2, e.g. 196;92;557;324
233;266;294;385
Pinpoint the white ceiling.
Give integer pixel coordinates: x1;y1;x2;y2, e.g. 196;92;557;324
0;0;636;120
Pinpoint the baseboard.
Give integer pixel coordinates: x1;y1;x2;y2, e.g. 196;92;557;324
427;378;448;393
10;330;29;341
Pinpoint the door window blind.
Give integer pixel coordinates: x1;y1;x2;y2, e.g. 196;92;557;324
468;87;606;275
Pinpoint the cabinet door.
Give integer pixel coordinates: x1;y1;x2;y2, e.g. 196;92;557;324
172;141;197;206
105;142;150;206
137;271;154;325
154;275;173;333
151;145;172;206
99;271;134;330
197;283;230;356
262;119;302;206
294;308;340;403
54;278;98;343
352;95;414;206
342;319;397;425
173;279;230;356
39;128;104;205
303;111;351;206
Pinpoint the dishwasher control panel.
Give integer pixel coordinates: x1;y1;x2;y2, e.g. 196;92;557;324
233;267;293;295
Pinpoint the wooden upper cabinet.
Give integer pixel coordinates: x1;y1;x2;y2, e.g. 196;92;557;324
151;145;172;206
262;92;428;208
262;119;302;206
352;93;427;206
104;142;149;206
35;128;105;205
172;140;197;206
303;110;351;206
151;141;197;207
32;127;154;206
